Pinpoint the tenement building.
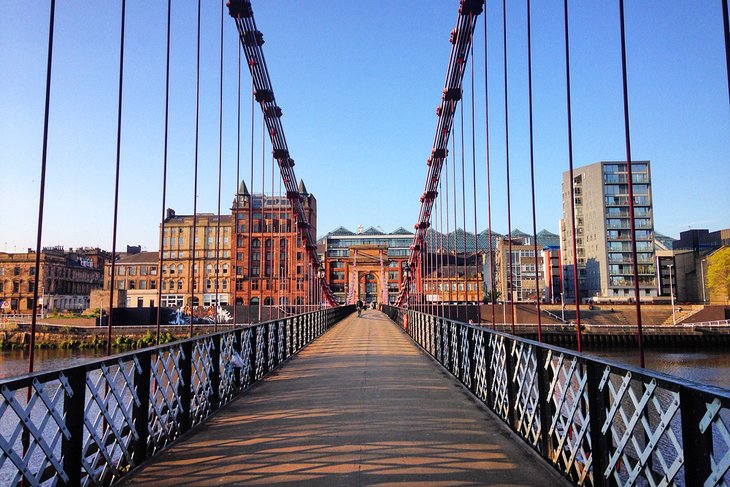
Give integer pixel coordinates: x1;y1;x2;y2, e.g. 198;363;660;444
560;161;656;303
0;247;104;313
159;209;233;308
231;180;316;308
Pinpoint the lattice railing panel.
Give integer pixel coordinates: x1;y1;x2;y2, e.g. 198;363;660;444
701;399;730;486
0;376;70;487
81;357;141;486
512;341;541;449
489;333;510;422
148;345;184;455
450;322;459;377
267;323;276;371
600;367;683;487
460;326;471;388
219;332;238;406
277;321;285;364
240;329;253;389
442;321;450;369
190;337;214;427
254;325;266;380
473;329;488;402
434;318;442;364
545;351;592;485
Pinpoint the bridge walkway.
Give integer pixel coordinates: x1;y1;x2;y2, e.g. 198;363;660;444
123;310;567;486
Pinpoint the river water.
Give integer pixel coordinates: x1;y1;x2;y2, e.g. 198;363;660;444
1;346;728;388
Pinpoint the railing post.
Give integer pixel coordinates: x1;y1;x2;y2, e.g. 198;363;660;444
179;340;193;434
468;327;477;394
485;330;494;410
680;386;713;486
210;334;221;410
62;366;85;487
133;350;151;467
233;330;242;392
535;346;552;462
587;361;609;487
505;337;516;429
248;326;257;385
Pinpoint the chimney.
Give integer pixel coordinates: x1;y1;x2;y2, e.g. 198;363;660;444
166;208;176;220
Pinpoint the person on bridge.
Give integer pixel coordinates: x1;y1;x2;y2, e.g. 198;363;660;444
356;299;363;317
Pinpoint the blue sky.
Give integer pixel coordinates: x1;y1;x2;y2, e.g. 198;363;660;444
1;0;728;252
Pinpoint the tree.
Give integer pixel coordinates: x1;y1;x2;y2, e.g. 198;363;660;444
707;247;730;304
482;285;501;304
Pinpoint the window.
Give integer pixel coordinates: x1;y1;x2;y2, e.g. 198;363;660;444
0;282;3;292
177;279;183;290
162;265;167;275
150;266;157;275
129;280;136;290
118;267;125;276
13;267;20;276
139;280;147;290
13;281;20;293
129;267;136;276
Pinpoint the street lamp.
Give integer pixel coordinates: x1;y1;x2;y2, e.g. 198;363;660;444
667;263;676;325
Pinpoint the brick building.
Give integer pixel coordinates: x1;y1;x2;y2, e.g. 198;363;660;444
231;180;316;308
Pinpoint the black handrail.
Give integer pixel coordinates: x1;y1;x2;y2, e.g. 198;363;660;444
0;306;354;486
382;305;730;486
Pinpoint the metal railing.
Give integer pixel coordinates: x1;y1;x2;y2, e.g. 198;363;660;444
382;305;730;486
0;306;353;486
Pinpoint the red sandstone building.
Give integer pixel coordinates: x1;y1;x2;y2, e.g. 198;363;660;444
231;180;317;309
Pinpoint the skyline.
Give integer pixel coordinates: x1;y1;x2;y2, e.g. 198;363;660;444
1;1;729;253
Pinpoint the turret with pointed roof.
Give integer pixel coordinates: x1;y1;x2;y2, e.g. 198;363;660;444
237;180;249;196
298;179;309;196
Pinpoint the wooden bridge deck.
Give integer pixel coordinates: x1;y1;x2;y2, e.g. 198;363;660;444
123;310;567;486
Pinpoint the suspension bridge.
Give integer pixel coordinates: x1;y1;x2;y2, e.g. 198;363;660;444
1;0;730;485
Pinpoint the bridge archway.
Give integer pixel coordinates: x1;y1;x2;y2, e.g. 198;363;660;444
358;272;381;304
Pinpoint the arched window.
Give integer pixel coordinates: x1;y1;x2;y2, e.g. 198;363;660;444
252;238;261;248
265;238;272;249
264;297;273;305
250;297;259;306
295;297;304;305
177;264;183;274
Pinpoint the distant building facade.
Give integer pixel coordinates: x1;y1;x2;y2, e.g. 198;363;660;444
319;226;412;305
159;210;233;308
0;247;105;313
102;250;159;308
561;161;656;303
672;228;730;303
